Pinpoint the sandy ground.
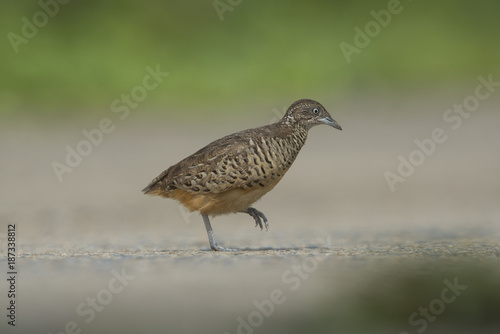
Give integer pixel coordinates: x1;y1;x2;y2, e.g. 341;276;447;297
0;98;499;333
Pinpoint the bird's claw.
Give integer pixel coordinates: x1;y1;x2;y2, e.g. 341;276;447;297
245;207;269;231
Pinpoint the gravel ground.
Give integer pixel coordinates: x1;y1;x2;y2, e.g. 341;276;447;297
0;103;499;333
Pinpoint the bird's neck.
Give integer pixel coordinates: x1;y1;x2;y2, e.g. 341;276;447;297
275;121;308;149
290;125;308;147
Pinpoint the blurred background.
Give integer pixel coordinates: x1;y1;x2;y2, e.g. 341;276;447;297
1;0;500;333
1;0;500;117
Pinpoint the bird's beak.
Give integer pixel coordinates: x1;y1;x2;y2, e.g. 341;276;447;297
318;116;342;131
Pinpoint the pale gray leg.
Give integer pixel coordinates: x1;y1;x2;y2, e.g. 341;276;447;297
243;207;269;231
202;214;236;251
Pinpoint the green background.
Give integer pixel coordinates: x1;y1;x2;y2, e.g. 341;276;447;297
1;0;499;118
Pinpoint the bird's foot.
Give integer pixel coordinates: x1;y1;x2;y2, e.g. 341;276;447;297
244;207;269;231
210;244;238;252
202;214;237;252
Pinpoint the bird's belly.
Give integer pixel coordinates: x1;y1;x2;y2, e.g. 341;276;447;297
171;176;282;216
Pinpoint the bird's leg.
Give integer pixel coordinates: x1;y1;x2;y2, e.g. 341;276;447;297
202;214;236;251
243;207;269;231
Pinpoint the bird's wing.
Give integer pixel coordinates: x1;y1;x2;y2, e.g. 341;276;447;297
146;126;286;194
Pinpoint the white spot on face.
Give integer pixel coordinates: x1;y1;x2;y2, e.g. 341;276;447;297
282;114;295;126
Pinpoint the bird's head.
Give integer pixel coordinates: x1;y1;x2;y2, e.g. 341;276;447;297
280;99;342;131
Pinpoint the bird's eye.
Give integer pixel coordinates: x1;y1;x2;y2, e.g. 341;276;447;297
312;108;319;114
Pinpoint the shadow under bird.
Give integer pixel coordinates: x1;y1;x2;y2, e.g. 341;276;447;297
142;99;342;251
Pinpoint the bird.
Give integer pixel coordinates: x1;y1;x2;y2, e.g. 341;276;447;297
142;99;342;251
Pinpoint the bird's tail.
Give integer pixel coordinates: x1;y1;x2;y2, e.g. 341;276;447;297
142;182;157;194
142;167;171;195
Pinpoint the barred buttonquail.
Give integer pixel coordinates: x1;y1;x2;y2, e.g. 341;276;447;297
143;99;342;251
